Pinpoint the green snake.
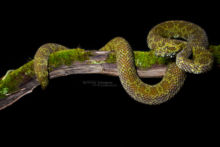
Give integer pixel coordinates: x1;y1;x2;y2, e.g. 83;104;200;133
34;20;213;105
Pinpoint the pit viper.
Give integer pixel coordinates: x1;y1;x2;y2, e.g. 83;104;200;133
34;20;213;105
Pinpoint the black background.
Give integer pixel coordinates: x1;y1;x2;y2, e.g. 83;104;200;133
0;2;219;146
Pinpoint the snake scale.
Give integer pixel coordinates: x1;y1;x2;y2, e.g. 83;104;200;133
34;20;213;105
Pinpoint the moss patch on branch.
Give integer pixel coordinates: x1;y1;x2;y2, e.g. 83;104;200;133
209;45;220;65
0;48;91;99
0;60;35;98
105;50;171;69
134;50;171;69
48;48;91;71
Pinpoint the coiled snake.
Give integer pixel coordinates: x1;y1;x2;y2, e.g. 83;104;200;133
34;20;213;105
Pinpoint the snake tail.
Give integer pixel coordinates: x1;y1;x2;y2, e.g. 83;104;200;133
34;43;68;89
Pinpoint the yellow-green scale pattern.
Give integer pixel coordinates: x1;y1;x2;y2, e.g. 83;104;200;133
34;43;68;89
100;37;186;104
34;20;213;105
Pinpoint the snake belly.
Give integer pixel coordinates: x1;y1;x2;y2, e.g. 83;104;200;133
34;20;213;105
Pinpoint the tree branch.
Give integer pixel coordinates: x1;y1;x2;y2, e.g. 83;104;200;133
0;50;166;110
0;44;220;110
0;63;167;110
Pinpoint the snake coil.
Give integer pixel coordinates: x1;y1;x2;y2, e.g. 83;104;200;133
34;20;213;105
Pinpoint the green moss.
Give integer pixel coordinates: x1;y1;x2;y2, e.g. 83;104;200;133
105;52;116;63
209;45;220;65
0;48;91;99
134;50;170;69
105;50;170;69
0;60;35;98
48;48;91;71
0;87;9;95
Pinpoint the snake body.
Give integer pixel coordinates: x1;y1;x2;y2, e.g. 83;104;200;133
34;43;68;89
34;20;213;105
